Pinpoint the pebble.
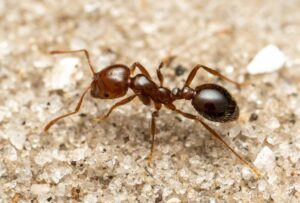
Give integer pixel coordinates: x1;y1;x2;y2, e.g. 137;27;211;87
227;124;241;138
55;183;66;197
0;41;12;56
3;145;17;161
31;184;50;195
254;146;275;171
84;193;99;203
33;58;53;69
247;45;286;74
8;129;26;150
0;162;6;177
34;150;53;166
241;167;253;180
265;117;280;129
50;166;72;184
0;106;12;122
167;197;181;203
258;180;268;192
68;146;91;162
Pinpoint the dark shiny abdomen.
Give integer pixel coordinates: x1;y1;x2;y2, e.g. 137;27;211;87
192;84;239;122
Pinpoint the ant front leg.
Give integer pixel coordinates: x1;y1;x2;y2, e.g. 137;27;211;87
44;86;91;132
165;104;262;177
50;49;96;75
94;95;137;122
184;64;241;88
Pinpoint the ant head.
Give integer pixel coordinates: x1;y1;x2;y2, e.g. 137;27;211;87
90;65;130;99
191;84;239;122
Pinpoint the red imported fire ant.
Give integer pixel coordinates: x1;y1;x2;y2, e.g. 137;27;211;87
44;49;261;177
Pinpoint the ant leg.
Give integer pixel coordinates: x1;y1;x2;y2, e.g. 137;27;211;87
130;62;152;79
156;55;176;86
94;95;137;122
156;62;164;86
165;104;261;177
148;103;162;164
50;49;96;75
44;86;91;132
184;64;240;88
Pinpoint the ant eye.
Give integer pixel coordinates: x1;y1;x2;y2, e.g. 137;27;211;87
104;93;109;98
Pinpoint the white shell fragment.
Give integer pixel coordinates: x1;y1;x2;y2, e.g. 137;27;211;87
247;45;286;74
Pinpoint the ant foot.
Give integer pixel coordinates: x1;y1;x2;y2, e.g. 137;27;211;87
94;116;106;122
147;153;153;166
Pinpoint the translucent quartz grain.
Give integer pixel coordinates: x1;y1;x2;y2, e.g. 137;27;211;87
254;146;275;172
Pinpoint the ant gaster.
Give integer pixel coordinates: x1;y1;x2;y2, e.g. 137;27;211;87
44;49;261;177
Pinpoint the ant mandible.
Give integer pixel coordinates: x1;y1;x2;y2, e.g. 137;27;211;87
44;49;261;177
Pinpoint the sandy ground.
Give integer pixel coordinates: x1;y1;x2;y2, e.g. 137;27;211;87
1;0;300;202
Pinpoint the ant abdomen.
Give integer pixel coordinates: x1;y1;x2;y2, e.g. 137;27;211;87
192;84;239;122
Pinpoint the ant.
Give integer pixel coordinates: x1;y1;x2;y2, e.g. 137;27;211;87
44;49;261;177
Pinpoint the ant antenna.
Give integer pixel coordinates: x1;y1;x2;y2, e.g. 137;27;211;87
50;49;96;75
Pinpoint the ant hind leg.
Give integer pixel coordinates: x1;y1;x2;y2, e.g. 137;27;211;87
184;64;240;88
165;104;262;177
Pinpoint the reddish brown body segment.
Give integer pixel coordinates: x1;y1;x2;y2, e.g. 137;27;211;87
44;49;261;177
91;65;130;99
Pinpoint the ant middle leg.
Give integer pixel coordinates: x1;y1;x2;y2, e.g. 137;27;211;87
130;62;152;79
184;64;240;88
44;86;91;132
156;62;164;87
94;94;137;122
50;49;96;75
156;55;176;87
165;104;261;177
148;103;162;164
